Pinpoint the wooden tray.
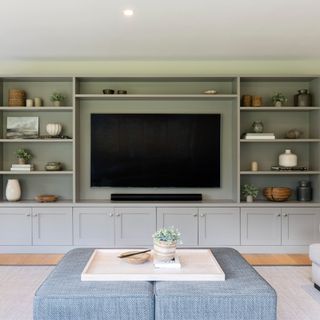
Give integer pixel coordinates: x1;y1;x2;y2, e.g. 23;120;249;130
81;249;225;281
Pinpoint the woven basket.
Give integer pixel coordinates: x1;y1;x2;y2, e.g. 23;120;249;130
8;98;26;107
263;187;292;202
8;89;26;98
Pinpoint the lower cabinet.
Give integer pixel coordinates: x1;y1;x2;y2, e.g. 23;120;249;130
73;208;114;246
115;207;156;247
157;208;198;246
0;208;32;245
32;208;73;245
241;207;320;246
199;208;240;246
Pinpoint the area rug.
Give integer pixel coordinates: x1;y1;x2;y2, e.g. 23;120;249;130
0;266;319;320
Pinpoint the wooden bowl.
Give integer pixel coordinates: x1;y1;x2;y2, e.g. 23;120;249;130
35;195;58;203
120;251;150;264
263;187;292;202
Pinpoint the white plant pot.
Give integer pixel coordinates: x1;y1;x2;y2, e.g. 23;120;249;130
279;149;297;167
53;101;61;107
6;179;21;201
153;240;177;262
46;123;62;136
274;101;282;107
246;195;253;203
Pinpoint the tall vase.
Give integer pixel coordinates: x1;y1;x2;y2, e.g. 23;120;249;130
5;179;21;201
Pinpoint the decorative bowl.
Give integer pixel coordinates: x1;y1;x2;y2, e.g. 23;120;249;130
35;194;58;203
45;162;62;171
203;90;217;94
263;187;292;202
120;251;150;264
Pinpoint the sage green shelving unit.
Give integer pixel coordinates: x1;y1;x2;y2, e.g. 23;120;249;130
0;77;74;202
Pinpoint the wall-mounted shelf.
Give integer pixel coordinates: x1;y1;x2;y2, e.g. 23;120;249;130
240;171;320;175
0;171;74;175
0;106;73;111
240;139;320;143
240;107;320;111
0;139;73;143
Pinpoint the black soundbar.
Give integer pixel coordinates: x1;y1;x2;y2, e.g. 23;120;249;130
111;193;202;201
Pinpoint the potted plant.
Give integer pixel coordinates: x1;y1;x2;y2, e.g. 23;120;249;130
272;92;288;107
50;92;65;106
152;227;181;262
241;184;259;202
15;148;32;164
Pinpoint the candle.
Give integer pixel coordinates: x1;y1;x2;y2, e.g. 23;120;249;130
251;161;258;171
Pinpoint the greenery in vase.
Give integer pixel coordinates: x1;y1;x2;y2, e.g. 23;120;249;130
50;92;65;102
15;148;32;161
152;227;181;244
272;92;288;105
241;184;259;199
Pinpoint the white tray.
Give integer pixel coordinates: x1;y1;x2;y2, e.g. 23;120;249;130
81;249;225;281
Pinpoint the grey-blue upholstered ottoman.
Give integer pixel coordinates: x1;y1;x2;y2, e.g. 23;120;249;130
155;248;277;320
34;248;276;320
33;248;155;320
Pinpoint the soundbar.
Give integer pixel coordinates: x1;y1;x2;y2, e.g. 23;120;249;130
111;193;202;201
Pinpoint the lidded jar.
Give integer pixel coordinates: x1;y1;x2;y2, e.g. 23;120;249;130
297;181;312;201
294;89;312;107
279;149;297;167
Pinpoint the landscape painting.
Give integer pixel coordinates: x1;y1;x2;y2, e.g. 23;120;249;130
6;117;39;139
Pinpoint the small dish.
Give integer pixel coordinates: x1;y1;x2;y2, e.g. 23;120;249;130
35;195;58;203
203;90;217;94
120;251;151;264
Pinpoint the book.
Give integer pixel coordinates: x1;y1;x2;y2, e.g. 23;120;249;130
245;133;275;137
244;133;275;140
11;164;33;168
153;255;181;269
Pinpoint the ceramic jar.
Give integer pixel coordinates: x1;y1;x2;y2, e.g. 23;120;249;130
46;123;62;136
5;179;21;201
251;121;264;133
294;89;312;107
297;181;312;201
153;240;177;262
279;149;297;167
34;97;42;107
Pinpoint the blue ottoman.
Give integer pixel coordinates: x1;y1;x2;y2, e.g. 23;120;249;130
34;248;155;320
155;248;277;320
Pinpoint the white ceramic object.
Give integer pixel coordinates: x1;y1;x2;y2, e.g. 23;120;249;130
274;101;282;107
279;149;297;167
5;179;21;201
203;90;217;94
46;123;62;136
246;195;253;202
26;99;33;107
251;161;258;171
34;97;42;107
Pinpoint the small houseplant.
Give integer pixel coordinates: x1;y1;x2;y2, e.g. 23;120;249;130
50;92;65;106
15;148;32;164
152;227;181;262
272;92;288;107
241;184;259;202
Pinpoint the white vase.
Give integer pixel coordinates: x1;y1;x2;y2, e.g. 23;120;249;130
46;123;62;136
153;240;177;262
5;179;21;201
274;101;282;107
279;149;297;167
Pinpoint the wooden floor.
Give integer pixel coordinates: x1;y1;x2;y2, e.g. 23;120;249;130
0;253;311;266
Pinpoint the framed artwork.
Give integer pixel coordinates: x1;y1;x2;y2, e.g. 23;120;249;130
6;117;39;139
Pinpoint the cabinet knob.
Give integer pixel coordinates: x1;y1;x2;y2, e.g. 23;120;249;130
116;213;120;217
277;214;281;217
283;214;288;217
33;213;38;217
109;213;114;217
26;213;31;217
193;213;198;217
200;213;205;217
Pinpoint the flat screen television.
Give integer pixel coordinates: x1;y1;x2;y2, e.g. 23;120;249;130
91;114;221;187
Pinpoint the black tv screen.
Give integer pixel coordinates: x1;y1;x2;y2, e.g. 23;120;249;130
91;114;220;187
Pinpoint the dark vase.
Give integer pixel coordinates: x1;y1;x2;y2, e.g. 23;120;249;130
294;89;312;107
296;181;312;201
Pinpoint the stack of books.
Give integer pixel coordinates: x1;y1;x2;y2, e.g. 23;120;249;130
153;255;181;269
10;164;34;171
244;133;275;140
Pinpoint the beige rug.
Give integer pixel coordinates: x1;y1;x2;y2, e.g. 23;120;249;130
0;266;319;320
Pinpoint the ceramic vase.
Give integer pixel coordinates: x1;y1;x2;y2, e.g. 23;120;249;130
46;123;62;136
297;181;312;201
5;179;21;201
294;89;312;107
153;240;177;262
279;149;297;167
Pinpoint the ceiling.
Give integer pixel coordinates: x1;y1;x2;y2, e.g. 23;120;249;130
1;0;320;60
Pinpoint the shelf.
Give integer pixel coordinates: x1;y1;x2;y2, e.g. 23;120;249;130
240;139;320;143
0;139;73;143
75;94;238;100
0;171;73;175
240;171;320;175
0;106;73;111
240;107;320;111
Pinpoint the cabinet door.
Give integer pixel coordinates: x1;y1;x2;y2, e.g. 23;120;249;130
199;208;240;246
0;208;32;245
156;208;198;246
282;208;320;245
115;208;156;247
32;207;73;245
74;208;114;246
241;208;281;245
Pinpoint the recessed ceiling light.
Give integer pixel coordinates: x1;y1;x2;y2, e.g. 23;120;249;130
123;9;134;16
